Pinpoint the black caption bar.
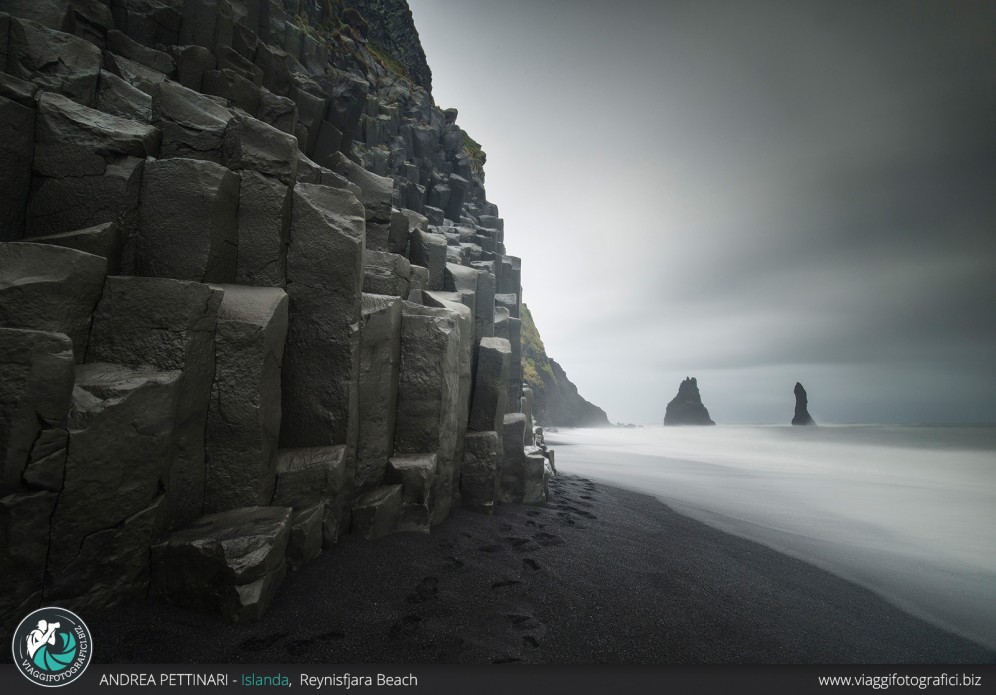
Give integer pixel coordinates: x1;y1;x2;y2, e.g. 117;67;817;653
1;663;992;695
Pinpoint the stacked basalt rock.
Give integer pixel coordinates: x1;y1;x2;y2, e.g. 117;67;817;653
0;0;548;629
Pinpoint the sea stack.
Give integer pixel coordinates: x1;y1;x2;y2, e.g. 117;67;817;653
792;382;816;425
663;377;715;426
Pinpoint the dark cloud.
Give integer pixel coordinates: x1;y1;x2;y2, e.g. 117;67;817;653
411;0;996;423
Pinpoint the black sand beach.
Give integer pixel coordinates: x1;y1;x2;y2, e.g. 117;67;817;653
90;475;994;664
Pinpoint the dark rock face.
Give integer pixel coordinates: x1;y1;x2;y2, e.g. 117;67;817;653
87;277;223;529
351;484;402;540
344;0;433;92
468;337;510;433
356;294;402;490
281;183;364;449
394;302;460;523
792;382;816;426
0;88;35;240
204;285;288;513
138;157;240;282
30;222;123;275
663;377;716;426
461;430;501;514
385;453;435;532
0;0;567;623
0;328;75;497
47;364;177;611
26;91;158;242
0;243;107;361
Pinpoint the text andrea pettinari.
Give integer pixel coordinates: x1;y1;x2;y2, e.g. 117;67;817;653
301;673;418;689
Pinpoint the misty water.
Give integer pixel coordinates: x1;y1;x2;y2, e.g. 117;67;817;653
545;425;996;650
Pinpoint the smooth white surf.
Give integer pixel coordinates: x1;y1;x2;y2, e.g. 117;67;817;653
545;425;996;650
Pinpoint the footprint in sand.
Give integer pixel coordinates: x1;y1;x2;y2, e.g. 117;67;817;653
407;576;439;604
522;636;540;649
504;536;530;548
478;543;504;553
284;631;346;656
532;532;564;547
438;635;465;660
240;632;288;651
522;558;541;571
443;555;464;571
491;579;522;590
504;613;544;631
556;503;597;519
389;614;422;638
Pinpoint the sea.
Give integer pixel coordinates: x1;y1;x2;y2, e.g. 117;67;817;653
544;425;996;651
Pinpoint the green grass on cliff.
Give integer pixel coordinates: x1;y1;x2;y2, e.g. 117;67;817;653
463;132;486;174
520;304;555;386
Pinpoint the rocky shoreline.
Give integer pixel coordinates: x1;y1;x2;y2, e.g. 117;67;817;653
87;473;993;664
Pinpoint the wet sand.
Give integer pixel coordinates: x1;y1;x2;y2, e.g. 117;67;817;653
90;474;994;664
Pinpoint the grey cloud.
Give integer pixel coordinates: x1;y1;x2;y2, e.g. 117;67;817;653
410;0;996;423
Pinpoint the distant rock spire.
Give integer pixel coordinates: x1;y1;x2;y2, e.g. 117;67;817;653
792;382;815;425
663;377;716;426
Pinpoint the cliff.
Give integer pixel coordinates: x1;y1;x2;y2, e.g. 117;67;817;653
521;304;610;427
0;0;553;630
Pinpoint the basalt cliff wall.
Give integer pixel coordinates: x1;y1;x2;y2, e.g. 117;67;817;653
0;0;555;634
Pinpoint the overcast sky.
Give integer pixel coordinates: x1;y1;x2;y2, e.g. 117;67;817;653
409;0;996;425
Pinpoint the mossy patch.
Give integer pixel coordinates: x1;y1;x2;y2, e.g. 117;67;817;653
368;42;411;80
521;305;556;388
463;132;486;174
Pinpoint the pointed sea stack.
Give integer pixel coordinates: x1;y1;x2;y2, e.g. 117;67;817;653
792;382;815;425
663;377;715;426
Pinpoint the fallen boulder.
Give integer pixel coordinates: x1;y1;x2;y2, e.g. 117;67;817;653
151;506;291;622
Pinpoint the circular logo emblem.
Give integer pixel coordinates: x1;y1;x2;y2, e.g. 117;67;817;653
11;607;92;687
